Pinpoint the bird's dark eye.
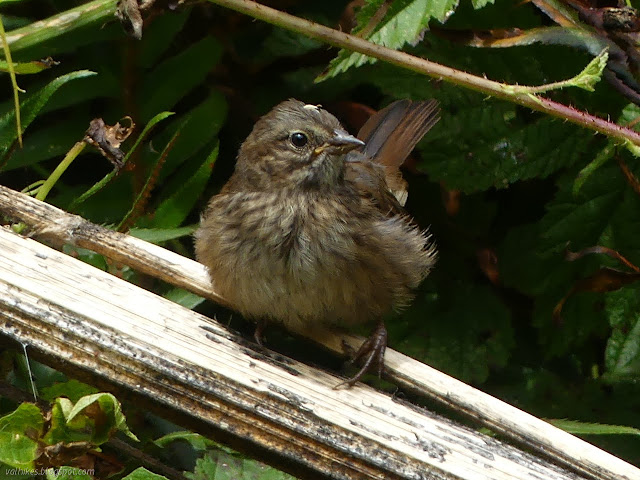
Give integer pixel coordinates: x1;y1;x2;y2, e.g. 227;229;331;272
290;132;308;148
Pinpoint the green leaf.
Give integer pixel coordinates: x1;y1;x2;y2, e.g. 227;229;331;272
151;143;218;229
261;28;322;61
116;125;184;231
424;108;595;193
2;117;88;172
41;379;99;405
500;162;640;359
572;100;640;194
43;397;86;445
156;91;227;182
129;226;196;243
0;58;57;74
5;1;119;57
0;403;43;469
505;48;608;95
541;191;620;253
163;288;205;310
0;463;33;480
539;167;623;255
319;0;458;80
107;110;174;168
154;431;221;451
572;142;616;195
471;0;495;8
618;103;640;158
140;36;222;122
547;419;640;436
45;466;94;480
39;71;118;114
0;70;95;159
61;246;108;271
619;103;640;126
122;467;169;480
607;184;640;268
358;56;597;192
499;223;551;296
139;8;191;68
570;48;607;92
469;26;613;57
397;283;513;383
186;450;296;480
67;393;138;443
604;285;640;380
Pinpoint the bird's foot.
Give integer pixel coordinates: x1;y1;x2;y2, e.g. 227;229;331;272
335;321;387;389
253;319;267;346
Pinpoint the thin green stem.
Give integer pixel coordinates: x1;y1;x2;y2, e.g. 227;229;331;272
572;141;616;195
36;141;86;202
0;15;23;147
506;49;607;95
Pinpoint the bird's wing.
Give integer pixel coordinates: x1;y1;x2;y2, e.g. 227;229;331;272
358;99;440;171
344;159;405;216
346;99;440;212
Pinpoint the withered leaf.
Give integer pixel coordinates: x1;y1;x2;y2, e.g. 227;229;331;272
565;244;640;272
38;441;93;468
84;117;135;169
438;0;640;105
115;0;144;40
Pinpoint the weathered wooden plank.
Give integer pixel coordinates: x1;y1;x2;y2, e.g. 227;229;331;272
0;185;638;480
0;225;592;480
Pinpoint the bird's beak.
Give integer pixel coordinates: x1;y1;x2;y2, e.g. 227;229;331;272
314;129;365;156
330;130;365;150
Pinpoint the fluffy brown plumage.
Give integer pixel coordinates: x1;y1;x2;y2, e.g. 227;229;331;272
195;98;439;386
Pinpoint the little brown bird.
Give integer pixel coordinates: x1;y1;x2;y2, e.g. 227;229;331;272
195;98;439;387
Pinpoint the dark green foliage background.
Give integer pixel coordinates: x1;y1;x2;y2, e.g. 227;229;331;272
2;0;640;475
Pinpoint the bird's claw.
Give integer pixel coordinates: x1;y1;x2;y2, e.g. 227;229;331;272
334;322;387;389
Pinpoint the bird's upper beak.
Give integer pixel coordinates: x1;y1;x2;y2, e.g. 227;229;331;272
330;129;365;150
314;129;365;156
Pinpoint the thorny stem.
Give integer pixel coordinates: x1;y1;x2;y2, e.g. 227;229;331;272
116;132;179;232
204;0;640;148
2;0;640;147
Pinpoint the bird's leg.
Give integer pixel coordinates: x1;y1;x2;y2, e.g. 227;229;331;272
254;319;267;346
335;321;388;389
